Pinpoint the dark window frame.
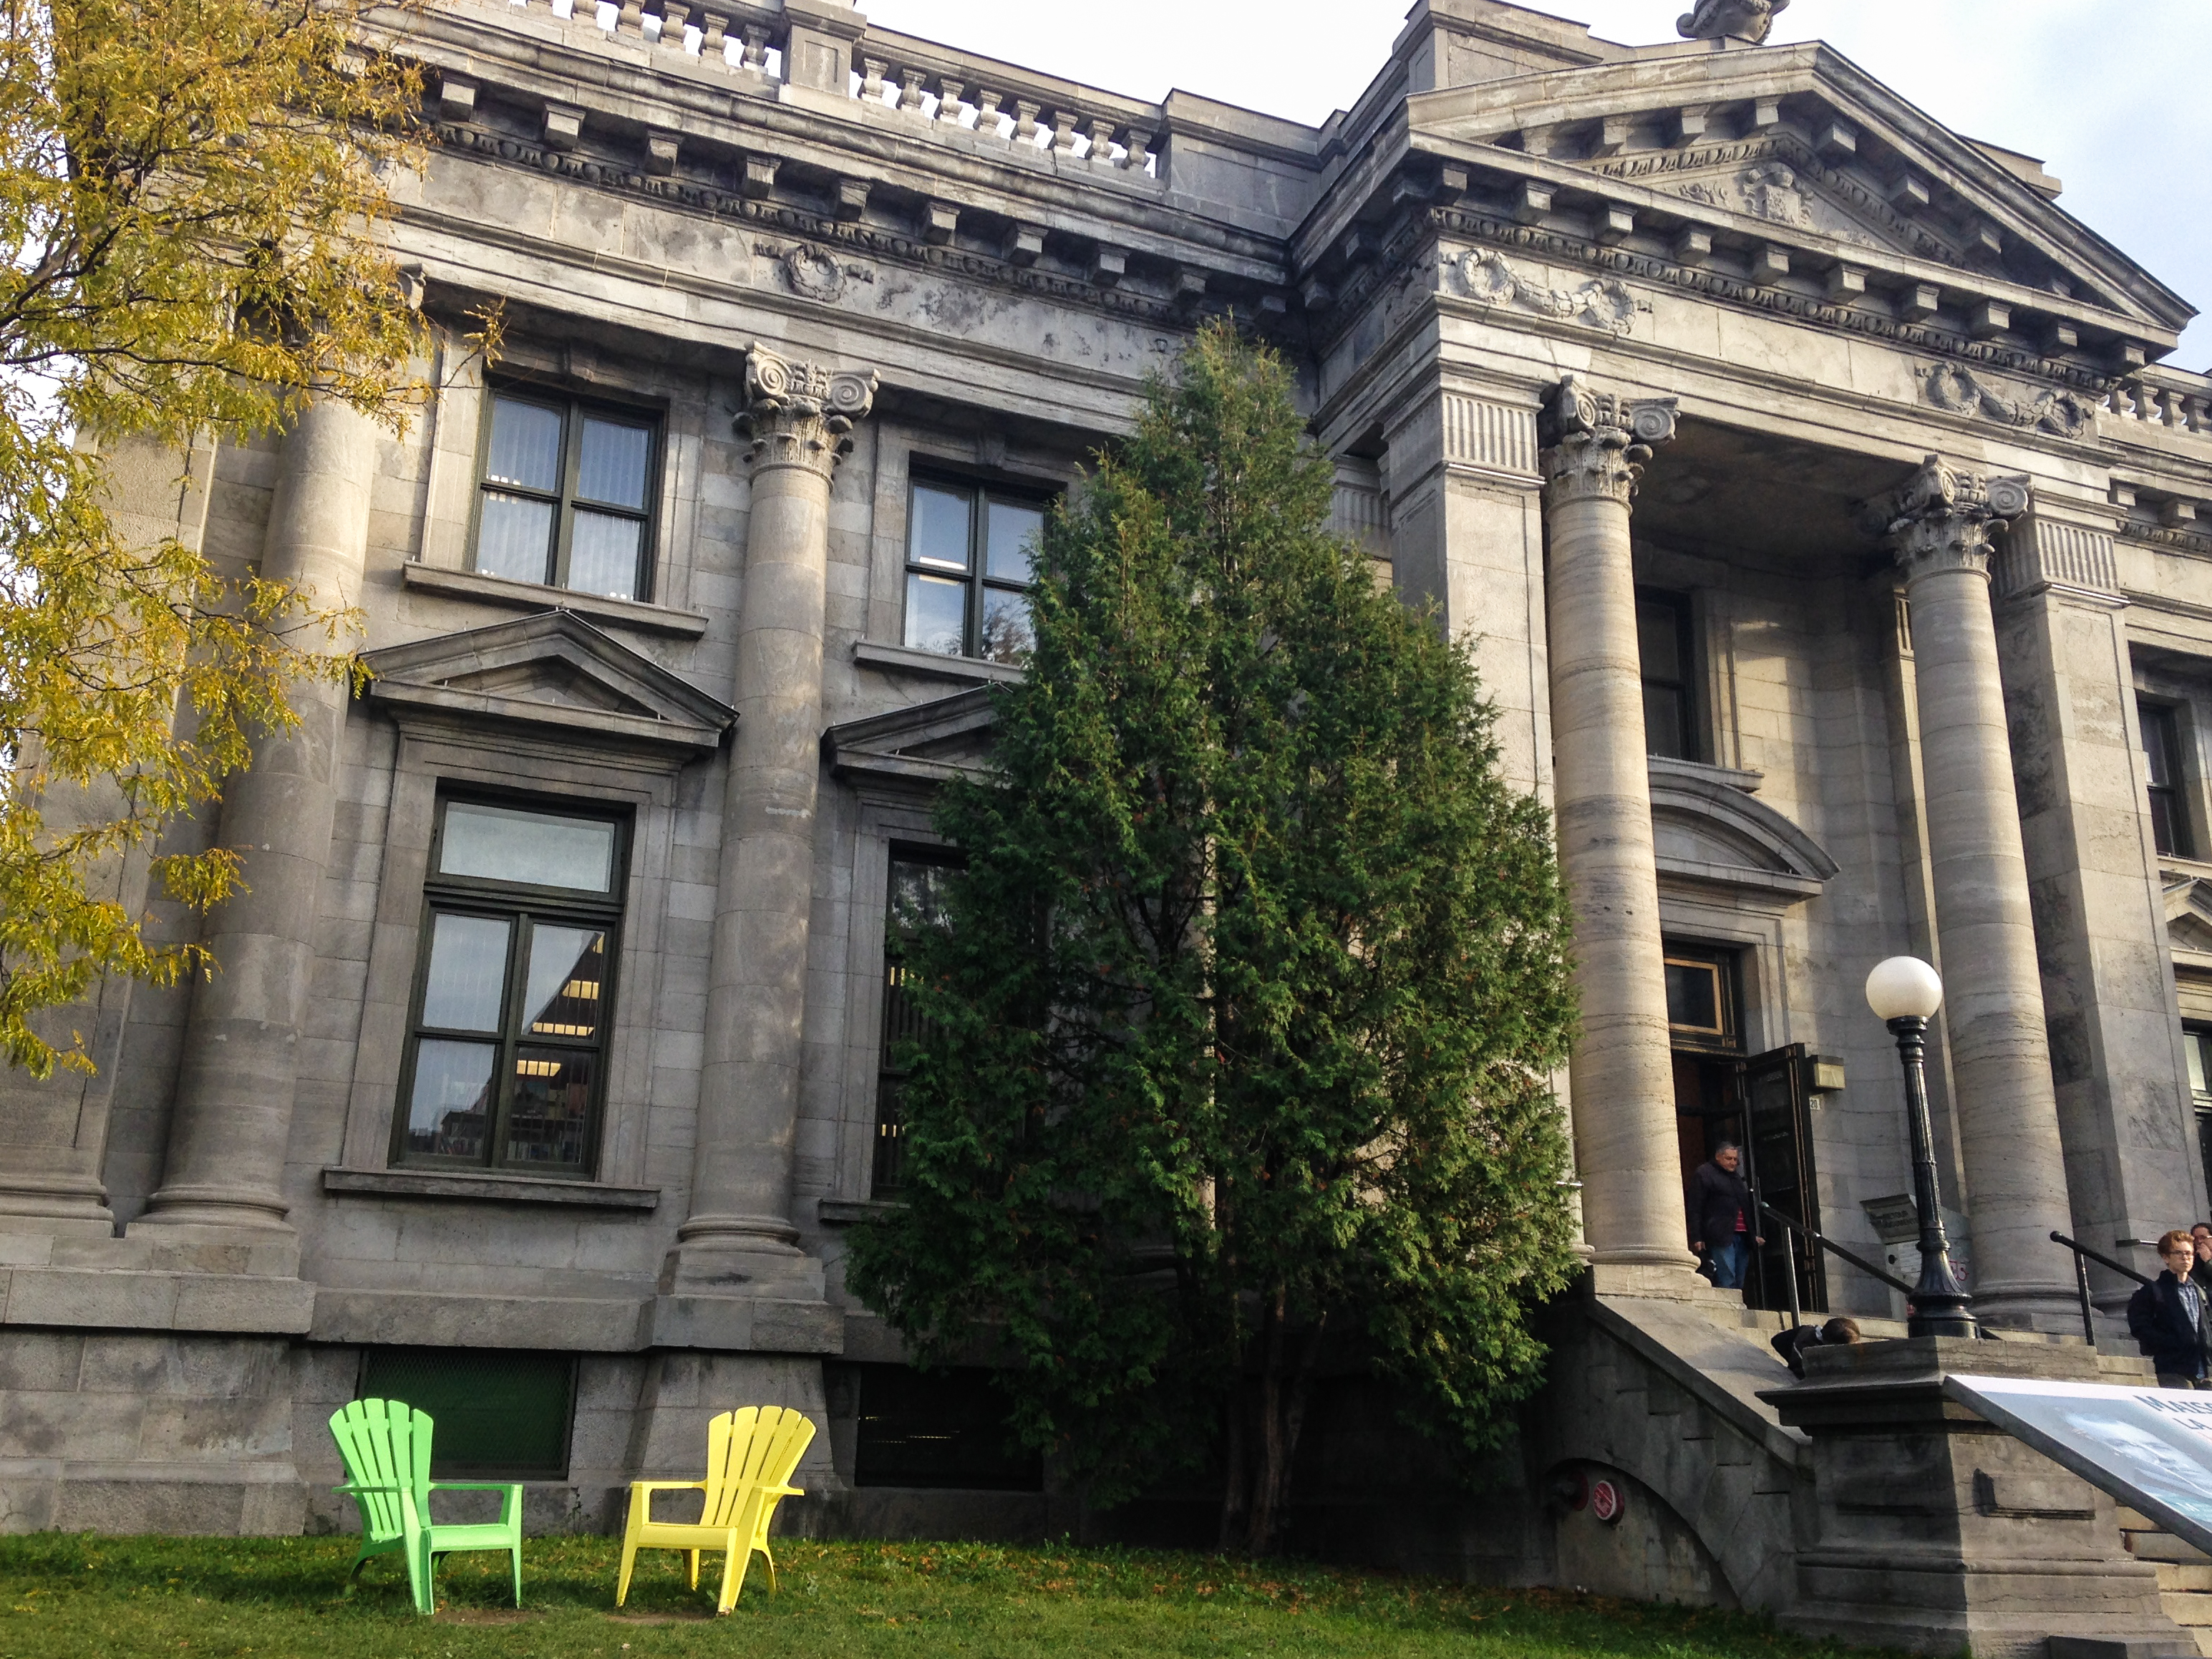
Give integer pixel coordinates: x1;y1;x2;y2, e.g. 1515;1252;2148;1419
901;473;1053;662
469;380;666;602
1664;943;1742;1055
2186;1023;2212;1212
389;792;631;1181
2140;697;2195;860
1636;587;1701;763
872;847;962;1198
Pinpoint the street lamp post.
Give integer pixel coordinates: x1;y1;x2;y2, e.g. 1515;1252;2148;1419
1864;957;1979;1340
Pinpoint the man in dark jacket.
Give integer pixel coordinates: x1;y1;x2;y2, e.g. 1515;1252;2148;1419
1687;1143;1763;1290
2128;1229;2212;1388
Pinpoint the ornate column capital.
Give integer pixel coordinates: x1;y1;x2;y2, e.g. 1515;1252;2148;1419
737;344;878;477
1538;376;1679;508
1873;454;2033;581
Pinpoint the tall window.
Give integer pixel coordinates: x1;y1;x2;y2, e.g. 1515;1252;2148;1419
873;853;954;1196
394;798;627;1178
2141;698;2193;858
903;478;1046;664
1637;590;1697;761
473;389;660;601
2188;1025;2212;1204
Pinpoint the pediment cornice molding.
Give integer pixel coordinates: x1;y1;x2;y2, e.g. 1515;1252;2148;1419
823;685;998;798
364;609;734;759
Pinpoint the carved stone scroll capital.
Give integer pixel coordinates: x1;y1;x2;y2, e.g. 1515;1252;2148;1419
1871;453;2032;579
737;344;878;478
1538;375;1679;508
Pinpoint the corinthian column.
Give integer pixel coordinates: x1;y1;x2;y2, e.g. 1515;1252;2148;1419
132;396;376;1264
1539;377;1700;1292
669;346;875;1303
1877;456;2076;1326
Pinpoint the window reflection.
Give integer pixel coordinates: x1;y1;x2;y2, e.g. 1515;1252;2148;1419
440;801;616;892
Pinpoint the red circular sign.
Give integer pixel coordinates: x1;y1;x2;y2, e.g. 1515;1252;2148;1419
1589;1479;1624;1524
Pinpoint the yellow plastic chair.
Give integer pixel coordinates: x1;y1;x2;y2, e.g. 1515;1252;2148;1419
613;1404;815;1615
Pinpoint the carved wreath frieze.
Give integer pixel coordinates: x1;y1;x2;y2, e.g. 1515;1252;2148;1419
781;243;848;302
1448;250;1649;337
1920;365;2099;439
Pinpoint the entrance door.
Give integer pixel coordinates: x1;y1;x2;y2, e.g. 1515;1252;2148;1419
1739;1044;1827;1315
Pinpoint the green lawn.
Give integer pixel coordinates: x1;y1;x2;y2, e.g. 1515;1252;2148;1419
0;1534;1892;1659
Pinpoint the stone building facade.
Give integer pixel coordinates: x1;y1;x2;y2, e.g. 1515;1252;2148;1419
4;0;2212;1638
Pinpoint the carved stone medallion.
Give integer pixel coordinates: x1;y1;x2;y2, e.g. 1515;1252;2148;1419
781;243;846;302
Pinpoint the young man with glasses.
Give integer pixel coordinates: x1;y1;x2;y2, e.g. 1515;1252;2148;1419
2128;1229;2212;1389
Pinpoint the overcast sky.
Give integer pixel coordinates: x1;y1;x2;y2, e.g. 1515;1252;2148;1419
858;0;2212;368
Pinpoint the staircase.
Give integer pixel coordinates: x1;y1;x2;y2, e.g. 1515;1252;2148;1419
2121;1508;2212;1657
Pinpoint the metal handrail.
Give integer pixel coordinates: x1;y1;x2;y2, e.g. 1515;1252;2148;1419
2050;1229;2153;1345
1757;1200;1916;1304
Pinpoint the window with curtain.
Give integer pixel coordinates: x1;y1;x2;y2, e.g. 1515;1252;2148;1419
902;477;1048;664
393;798;627;1178
472;388;661;602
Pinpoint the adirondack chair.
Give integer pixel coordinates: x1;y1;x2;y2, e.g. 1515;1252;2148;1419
613;1404;815;1616
328;1398;526;1615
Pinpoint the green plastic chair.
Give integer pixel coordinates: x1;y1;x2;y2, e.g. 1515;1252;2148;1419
329;1398;525;1615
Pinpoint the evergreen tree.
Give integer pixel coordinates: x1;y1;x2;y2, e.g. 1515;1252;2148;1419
845;322;1579;1555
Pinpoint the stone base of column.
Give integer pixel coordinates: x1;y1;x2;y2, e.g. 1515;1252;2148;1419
122;1213;302;1280
0;1172;118;1239
1586;1259;1742;1306
1959;1281;2087;1334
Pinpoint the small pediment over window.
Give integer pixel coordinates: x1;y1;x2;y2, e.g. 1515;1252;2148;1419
2165;871;2212;969
1649;759;1838;906
824;687;997;797
364;609;733;755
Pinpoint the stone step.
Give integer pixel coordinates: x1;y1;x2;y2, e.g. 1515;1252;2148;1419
2163;1592;2212;1628
2135;1533;2212;1566
2165;1566;2212;1594
2194;1630;2212;1659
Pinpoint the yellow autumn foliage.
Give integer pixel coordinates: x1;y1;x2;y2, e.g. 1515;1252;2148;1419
0;0;447;1075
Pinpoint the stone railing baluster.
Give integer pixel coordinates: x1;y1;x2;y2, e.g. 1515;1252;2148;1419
1013;100;1042;146
936;79;966;125
861;57;888;102
1048;107;1080;154
1087;117;1116;163
898;65;928;115
659;2;690;52
742;22;772;72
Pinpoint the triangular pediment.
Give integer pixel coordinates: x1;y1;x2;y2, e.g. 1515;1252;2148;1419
364;610;734;755
824;687;998;795
1405;42;2191;345
2166;874;2212;963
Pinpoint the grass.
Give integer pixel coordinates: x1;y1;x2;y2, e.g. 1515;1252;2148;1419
0;1534;1888;1659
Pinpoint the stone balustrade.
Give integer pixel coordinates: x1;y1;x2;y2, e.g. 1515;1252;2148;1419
2103;365;2212;438
428;0;1163;178
857;48;1158;174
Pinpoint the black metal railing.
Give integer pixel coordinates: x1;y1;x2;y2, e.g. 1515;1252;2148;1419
2050;1230;2153;1345
1757;1200;1916;1330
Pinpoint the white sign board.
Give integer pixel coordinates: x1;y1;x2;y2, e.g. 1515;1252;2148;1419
1946;1373;2212;1554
